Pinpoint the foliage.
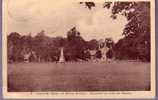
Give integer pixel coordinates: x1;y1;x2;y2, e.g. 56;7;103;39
8;32;23;62
104;2;150;61
105;38;114;48
64;27;87;61
79;2;95;10
7;2;151;62
80;1;150;61
87;39;99;50
7;27;96;62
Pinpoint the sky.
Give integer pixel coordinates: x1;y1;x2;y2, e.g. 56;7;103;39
6;0;128;42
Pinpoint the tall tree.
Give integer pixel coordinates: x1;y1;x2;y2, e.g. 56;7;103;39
65;27;87;61
80;1;150;61
8;32;23;61
104;2;150;61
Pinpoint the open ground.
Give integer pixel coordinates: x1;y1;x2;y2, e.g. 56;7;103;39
7;61;150;92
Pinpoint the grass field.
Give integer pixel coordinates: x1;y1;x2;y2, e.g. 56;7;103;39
7;61;150;92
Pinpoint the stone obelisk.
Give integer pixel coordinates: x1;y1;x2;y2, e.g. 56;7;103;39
58;47;65;63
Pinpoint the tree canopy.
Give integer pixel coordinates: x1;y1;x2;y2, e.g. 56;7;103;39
81;1;150;61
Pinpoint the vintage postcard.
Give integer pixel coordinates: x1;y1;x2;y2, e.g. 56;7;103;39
2;0;156;99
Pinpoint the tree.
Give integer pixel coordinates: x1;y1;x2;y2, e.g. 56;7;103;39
105;38;114;48
7;39;14;62
7;32;23;61
32;30;49;61
80;2;95;10
53;36;66;48
104;2;150;61
87;39;99;50
81;1;150;61
21;34;33;52
64;27;87;61
8;32;21;45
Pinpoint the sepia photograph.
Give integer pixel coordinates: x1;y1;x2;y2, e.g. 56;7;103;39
2;0;156;99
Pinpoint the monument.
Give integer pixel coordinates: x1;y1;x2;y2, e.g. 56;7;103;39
58;47;65;63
